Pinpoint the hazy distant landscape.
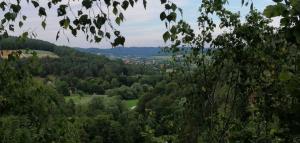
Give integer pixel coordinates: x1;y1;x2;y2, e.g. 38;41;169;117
77;47;168;58
77;47;173;65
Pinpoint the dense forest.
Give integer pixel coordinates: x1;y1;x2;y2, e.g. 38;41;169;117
0;38;175;143
0;0;300;143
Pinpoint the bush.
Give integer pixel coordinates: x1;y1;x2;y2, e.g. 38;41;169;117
105;86;137;100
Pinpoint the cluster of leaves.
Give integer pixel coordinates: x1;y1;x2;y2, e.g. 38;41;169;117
158;0;300;142
264;0;300;43
0;0;150;46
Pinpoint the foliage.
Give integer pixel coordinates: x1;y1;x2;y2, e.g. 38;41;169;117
0;0;149;46
158;0;300;142
1;0;300;143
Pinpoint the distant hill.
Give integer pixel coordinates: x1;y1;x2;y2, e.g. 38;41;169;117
76;47;169;58
0;50;59;59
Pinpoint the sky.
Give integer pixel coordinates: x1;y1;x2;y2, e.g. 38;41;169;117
2;0;275;48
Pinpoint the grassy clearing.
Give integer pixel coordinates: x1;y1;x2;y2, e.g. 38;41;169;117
0;50;59;59
65;95;105;105
65;95;139;110
124;99;138;109
152;56;171;60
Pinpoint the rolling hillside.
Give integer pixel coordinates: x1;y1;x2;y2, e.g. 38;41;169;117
0;50;59;59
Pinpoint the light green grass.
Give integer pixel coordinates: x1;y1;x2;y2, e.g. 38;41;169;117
124;99;138;109
65;95;94;105
65;95;139;109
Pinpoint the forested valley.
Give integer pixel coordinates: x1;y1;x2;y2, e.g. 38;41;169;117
0;37;184;143
0;0;300;143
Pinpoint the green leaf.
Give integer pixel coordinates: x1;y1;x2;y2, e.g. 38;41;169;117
113;1;120;7
71;29;77;36
82;0;93;9
167;12;177;22
4;12;17;21
78;10;83;16
48;2;52;8
129;0;134;7
38;7;47;16
94;16;106;28
104;0;111;6
163;31;170;42
170;26;177;34
116;17;121;25
57;5;67;16
79;14;90;25
22;32;29;38
279;71;292;81
113;36;125;46
105;32;111;39
171;3;177;11
143;0;147;9
31;0;39;8
113;7;118;15
90;26;96;34
56;31;60;40
11;4;21;13
59;18;70;29
119;13;124;21
178;8;183;16
94;36;102;42
114;31;120;36
122;1;129;10
161;0;167;4
19;21;23;28
22;15;27;20
0;2;7;11
160;12;167;21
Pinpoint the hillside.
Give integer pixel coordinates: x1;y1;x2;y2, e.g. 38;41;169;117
0;37;159;96
0;50;59;59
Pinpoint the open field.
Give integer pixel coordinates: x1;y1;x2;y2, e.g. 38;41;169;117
0;50;59;59
65;95;139;110
65;95;105;105
124;99;138;109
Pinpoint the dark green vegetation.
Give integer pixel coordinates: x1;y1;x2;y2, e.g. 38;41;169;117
0;38;171;143
1;0;300;143
0;37;158;97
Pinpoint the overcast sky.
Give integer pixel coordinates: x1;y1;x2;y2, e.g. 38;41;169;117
3;0;275;48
